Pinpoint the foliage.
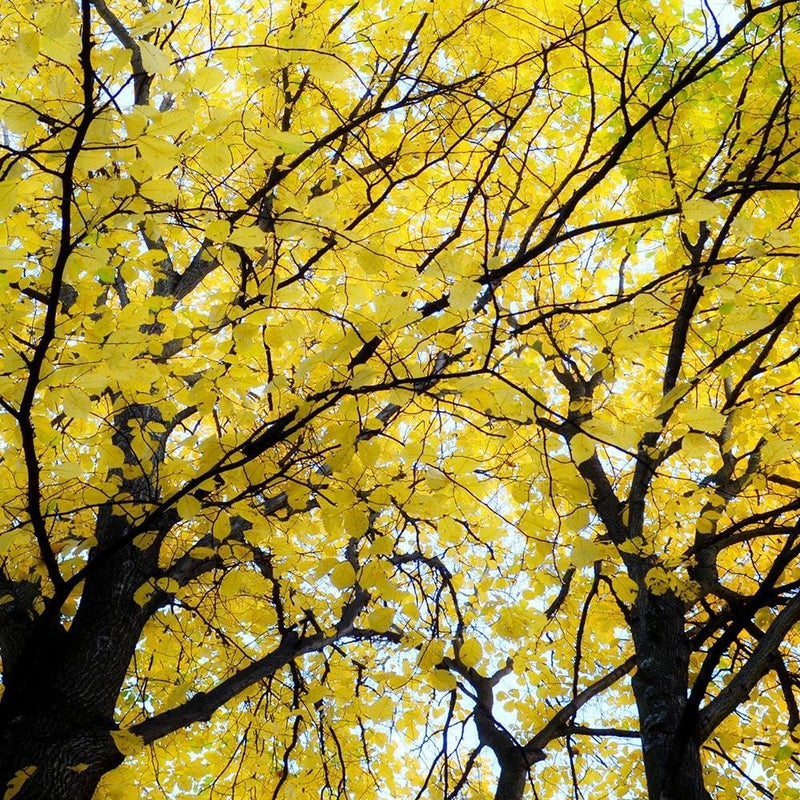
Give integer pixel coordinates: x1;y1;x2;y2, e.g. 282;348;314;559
1;0;799;798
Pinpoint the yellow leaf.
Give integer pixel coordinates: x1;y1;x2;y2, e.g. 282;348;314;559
4;31;39;77
155;577;179;594
176;494;202;520
0;176;20;218
654;383;691;417
111;729;145;757
329;562;356;589
570;537;603;567
138;40;171;75
681;432;709;458
458;638;482;668
729;217;755;237
205;219;230;242
358;438;382;466
351;365;376;389
4;767;36;800
418;639;445;670
343;506;370;537
192;65;226;92
438;516;463;545
139;178;179;204
133;583;155;607
613;573;639;603
644;567;670;596
754;608;774;628
766;229;794;248
449;279;478;311
695;514;716;534
367;535;394;556
364;695;394;722
197;139;233;173
570;433;595;465
166;679;191;707
424;466;448;491
227;227;267;249
132;532;157;550
683;198;719;221
682;406;727;434
62;385;93;419
618;538;644;554
264;129;307;154
761;436;795;465
2;105;37;136
367;606;395;633
136;134;178;166
428;669;457;691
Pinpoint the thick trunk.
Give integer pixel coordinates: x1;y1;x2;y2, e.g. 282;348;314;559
630;590;710;800
493;762;528;800
1;407;177;797
0;508;158;798
0;603;138;800
0;712;121;800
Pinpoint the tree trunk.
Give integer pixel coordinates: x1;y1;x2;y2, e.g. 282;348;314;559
494;763;528;800
630;589;710;800
0;712;121;800
0;507;157;799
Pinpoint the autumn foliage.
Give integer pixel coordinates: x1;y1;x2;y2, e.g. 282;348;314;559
1;0;800;798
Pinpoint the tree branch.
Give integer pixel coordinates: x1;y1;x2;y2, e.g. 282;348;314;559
697;588;800;741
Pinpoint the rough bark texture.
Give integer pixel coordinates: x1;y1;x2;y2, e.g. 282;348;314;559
0;503;158;799
0;718;122;800
630;590;710;800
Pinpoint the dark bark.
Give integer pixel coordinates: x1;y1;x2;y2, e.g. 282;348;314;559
0;502;160;799
474;701;542;800
0;716;122;800
493;758;529;800
460;653;634;800
629;589;710;800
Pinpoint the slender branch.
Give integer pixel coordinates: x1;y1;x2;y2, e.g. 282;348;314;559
525;656;636;755
697;589;800;741
91;0;152;105
15;0;96;593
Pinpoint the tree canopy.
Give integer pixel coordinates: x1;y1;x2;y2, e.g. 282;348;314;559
1;0;799;798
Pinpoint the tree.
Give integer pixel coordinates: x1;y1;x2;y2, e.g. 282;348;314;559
1;0;799;798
